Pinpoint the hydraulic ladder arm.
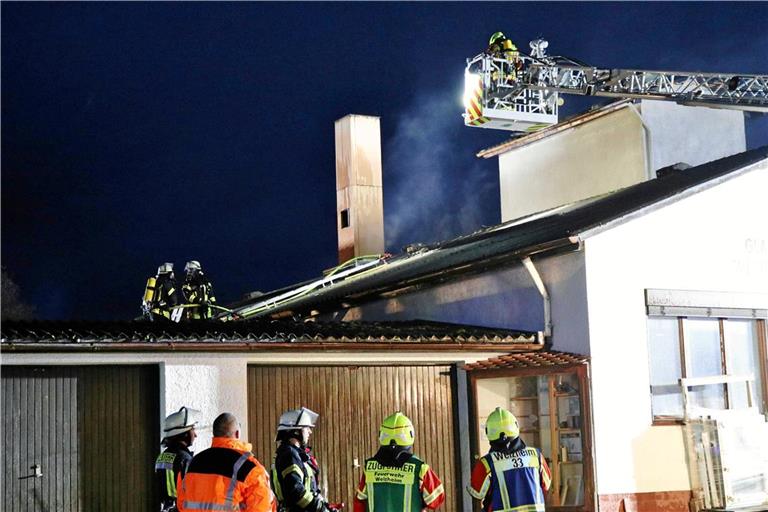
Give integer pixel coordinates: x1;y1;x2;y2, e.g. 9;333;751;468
464;38;768;132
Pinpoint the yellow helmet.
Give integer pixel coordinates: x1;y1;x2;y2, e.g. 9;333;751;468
379;412;414;447
489;31;505;45
485;407;519;441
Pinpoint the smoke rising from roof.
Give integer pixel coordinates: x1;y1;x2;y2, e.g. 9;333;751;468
383;89;500;253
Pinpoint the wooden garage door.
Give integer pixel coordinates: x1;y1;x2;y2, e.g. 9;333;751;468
2;365;159;512
247;365;457;510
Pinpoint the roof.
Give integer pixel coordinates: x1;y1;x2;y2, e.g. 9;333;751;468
464;350;589;371
477;100;634;159
231;146;768;320
0;319;540;352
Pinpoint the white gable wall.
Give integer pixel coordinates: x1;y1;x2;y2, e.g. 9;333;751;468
582;159;768;496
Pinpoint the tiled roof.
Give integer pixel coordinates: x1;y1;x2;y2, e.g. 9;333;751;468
0;319;540;350
464;350;588;370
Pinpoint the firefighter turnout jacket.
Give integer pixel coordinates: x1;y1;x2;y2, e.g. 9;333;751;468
152;273;180;320
272;443;326;512
353;454;445;512
177;437;275;512
156;443;193;511
468;444;552;512
182;274;216;320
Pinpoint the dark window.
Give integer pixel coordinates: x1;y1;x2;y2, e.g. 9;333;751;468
340;209;350;229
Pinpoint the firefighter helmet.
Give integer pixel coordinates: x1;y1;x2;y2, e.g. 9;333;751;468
157;262;174;275
489;31;506;46
184;260;202;273
276;407;318;431
485;406;519;442
163;406;200;439
379;412;414;447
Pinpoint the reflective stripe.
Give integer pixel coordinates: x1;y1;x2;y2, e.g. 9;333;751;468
491;456;511;510
271;467;284;501
225;452;253;504
281;464;303;478
297;489;313;508
166;468;177;497
155;462;174;470
181;501;247;510
423;484;443;505
402;482;411;512
356;489;368;500
366;482;375;512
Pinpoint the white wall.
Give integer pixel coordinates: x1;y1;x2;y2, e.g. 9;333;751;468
640;100;746;172
2;350;508;451
583;159;768;496
498;107;647;222
536;251;591;355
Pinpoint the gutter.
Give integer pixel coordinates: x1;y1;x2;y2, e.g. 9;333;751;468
521;257;552;339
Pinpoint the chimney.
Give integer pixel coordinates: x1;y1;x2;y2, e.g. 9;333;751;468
334;115;384;264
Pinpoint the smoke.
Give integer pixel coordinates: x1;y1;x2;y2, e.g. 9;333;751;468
383;88;499;253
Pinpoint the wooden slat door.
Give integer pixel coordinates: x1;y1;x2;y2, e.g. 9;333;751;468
1;365;159;512
247;365;457;511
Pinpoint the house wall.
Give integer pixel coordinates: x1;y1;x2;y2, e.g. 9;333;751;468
497;101;746;224
639;100;746;172
2;350;508;451
582;159;768;500
498;107;647;222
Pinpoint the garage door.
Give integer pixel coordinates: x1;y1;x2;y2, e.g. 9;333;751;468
247;365;457;511
2;365;160;512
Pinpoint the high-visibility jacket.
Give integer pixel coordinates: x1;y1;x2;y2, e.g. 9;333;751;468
353;454;445;512
152;274;180;320
468;446;551;512
155;444;193;511
271;443;325;512
177;437;275;512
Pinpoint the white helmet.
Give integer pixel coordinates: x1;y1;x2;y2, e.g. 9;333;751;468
184;260;202;273
277;407;318;432
157;262;174;275
163;406;200;439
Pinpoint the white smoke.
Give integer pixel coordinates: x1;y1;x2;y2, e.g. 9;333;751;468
383;88;499;252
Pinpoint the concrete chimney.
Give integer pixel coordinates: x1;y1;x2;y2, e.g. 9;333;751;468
334;114;384;264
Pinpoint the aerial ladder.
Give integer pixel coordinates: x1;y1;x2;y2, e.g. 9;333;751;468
464;38;768;132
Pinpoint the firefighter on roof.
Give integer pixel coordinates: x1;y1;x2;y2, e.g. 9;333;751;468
143;262;180;321
353;412;445;512
468;407;551;512
155;407;199;512
181;260;216;320
271;407;343;512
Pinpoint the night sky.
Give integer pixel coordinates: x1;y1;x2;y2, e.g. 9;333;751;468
3;2;767;320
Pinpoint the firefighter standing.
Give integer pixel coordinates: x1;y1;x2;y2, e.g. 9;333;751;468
353;412;445;512
272;407;342;512
143;263;181;321
181;260;216;320
155;406;199;512
486;32;522;83
468;407;551;512
177;412;275;512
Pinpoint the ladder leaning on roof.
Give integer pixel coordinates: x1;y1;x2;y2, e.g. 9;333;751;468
463;38;768;132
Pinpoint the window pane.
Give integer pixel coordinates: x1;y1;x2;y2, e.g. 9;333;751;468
647;317;683;417
724;319;763;412
684;318;725;409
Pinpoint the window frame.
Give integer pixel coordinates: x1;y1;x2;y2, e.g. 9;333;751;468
469;363;596;512
645;289;768;425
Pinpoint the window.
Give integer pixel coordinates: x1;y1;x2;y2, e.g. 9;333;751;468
646;291;768;423
340;209;350;228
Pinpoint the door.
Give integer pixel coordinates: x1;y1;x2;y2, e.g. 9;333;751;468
247;365;457;510
2;365;160;511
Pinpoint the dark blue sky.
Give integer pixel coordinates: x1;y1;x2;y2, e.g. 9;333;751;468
3;2;767;320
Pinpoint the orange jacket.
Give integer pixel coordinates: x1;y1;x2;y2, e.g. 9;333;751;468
178;437;276;512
